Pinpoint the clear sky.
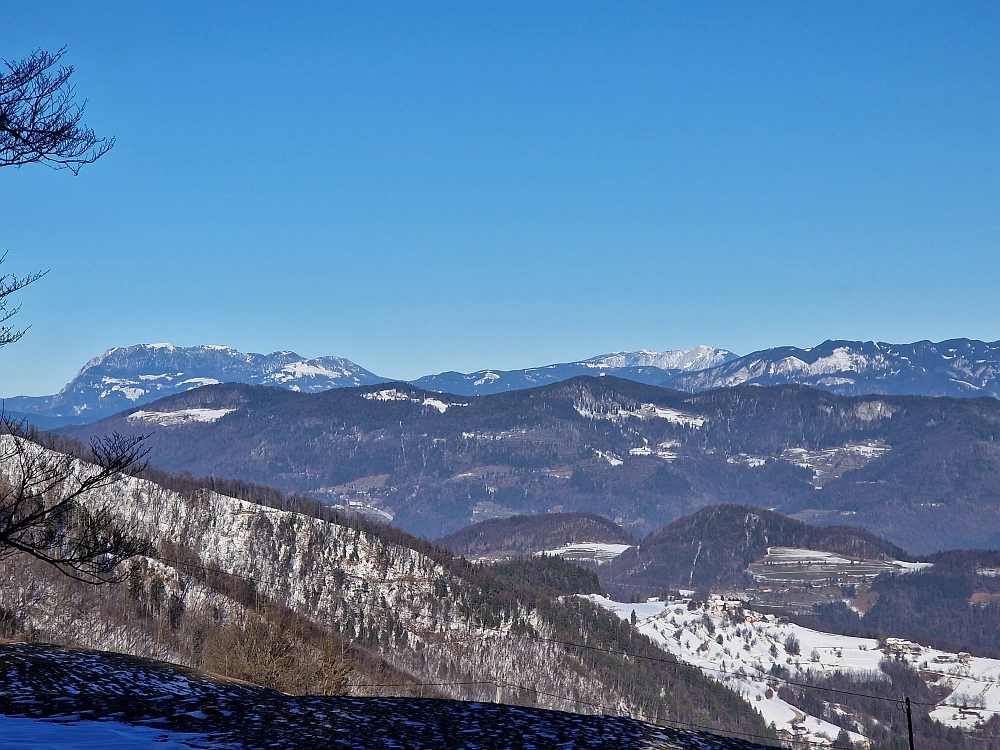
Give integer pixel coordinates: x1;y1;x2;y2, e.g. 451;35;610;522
1;2;998;396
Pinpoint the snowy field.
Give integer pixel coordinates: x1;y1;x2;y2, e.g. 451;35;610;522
587;594;1000;744
539;542;634;564
748;547;932;583
127;408;235;426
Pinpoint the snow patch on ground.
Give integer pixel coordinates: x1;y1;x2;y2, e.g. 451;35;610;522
473;372;500;386
893;561;935;572
98;381;148;401
748;548;932;584
585;346;734;371
762;547;855;564
362;388;413;402
779;441;891;487
539;543;633;564
127;408;235;426
594;449;624;466
178;377;221;388
586;595;863;746
266;361;348;381
575;402;706;427
0;715;214;749
646;405;706;427
727;454;768;468
421;398;451;413
361;389;464;412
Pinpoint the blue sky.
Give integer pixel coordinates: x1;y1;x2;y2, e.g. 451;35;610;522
1;2;998;395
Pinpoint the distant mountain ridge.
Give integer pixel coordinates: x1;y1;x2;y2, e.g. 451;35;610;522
412;345;737;396
663;339;1000;399
3;343;387;423
62;374;1000;551
4;344;735;425
9;337;1000;427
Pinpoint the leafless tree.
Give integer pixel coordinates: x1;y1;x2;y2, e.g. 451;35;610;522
0;48;143;584
0;251;46;349
0;416;151;584
0;47;110;343
0;47;114;173
202;607;352;695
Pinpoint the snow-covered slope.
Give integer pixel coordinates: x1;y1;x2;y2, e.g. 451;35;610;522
664;339;1000;399
412;346;736;396
3;343;387;423
590;594;1000;744
585;346;737;371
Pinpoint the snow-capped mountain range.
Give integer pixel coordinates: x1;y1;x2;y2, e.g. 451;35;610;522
662;338;1000;398
411;345;737;396
6;338;1000;427
2;343;735;425
3;343;387;423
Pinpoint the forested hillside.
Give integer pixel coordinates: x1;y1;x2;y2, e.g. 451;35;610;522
0;434;775;742
800;549;1000;659
61;377;1000;552
600;504;907;596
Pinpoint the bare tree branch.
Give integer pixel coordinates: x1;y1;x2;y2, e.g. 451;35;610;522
0;48;126;582
0;415;152;584
0;251;47;348
0;47;114;174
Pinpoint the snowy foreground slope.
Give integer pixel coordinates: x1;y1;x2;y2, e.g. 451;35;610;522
0;643;769;750
589;595;1000;744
